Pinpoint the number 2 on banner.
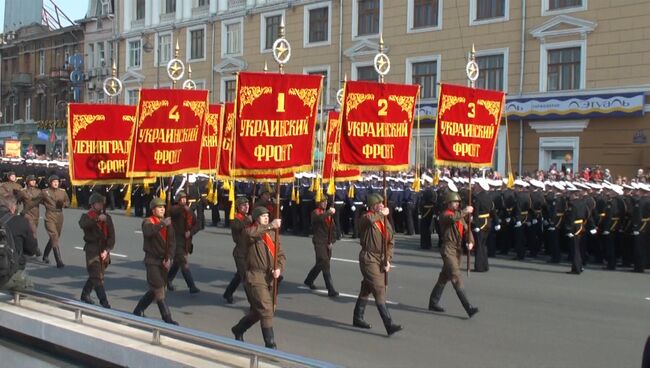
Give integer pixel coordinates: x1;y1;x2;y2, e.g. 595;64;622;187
467;102;476;118
277;93;286;112
169;106;180;122
378;99;388;116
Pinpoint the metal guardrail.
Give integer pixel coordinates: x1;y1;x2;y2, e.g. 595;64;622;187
1;290;340;368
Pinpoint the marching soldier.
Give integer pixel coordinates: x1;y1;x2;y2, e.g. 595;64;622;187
352;193;403;336
428;191;479;318
41;175;70;268
133;198;178;325
20;174;43;253
223;197;252;303
471;179;496;272
564;191;596;274
299;176;315;236
0;171;24;201
231;206;285;349
167;192;201;293
606;188;626;269
303;195;339;297
79;193;115;308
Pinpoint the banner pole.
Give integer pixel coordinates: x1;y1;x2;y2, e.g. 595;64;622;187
272;175;281;312
467;164;472;277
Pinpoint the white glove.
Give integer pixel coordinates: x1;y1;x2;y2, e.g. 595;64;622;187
280;205;284;211
514;221;522;228
567;233;574;238
633;231;640;236
473;227;480;233
505;217;511;223
602;231;610;235
532;219;538;225
351;206;356;212
494;224;501;231
548;227;556;231
543;220;549;226
526;222;532;227
589;229;597;235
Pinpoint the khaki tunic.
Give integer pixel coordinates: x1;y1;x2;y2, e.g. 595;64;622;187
21;187;42;238
41;187;70;249
244;224;286;327
311;208;336;272
0;181;23;200
230;212;252;278
79;210;116;286
142;216;176;300
169;204;200;266
357;210;394;304
437;209;474;288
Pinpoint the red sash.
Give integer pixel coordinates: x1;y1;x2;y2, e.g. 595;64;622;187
87;209;108;237
183;207;195;232
369;211;388;240
235;212;246;221
316;208;333;226
445;209;464;238
149;216;167;241
262;232;276;258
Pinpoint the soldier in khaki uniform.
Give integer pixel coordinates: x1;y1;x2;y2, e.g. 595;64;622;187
167;192;201;293
428;191;479;318
352;193;403;336
41;175;70;268
78;193;115;308
223;197;252;303
0;171;24;200
20;175;43;252
231;206;285;349
133;198;178;325
303;195;339;297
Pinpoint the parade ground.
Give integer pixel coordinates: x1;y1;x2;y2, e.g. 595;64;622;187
24;208;649;368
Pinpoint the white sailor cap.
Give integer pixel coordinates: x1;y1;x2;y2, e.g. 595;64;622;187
448;181;458;193
529;179;545;190
473;178;490;191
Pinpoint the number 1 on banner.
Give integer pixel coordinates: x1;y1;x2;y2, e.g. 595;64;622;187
169;105;180;122
378;99;388;116
277;93;286;112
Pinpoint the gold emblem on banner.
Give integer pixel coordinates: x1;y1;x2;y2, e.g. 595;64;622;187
388;95;415;121
345;93;374;117
206;113;219;133
239;86;272;115
183;100;207;119
289;88;319;113
477;99;502;123
439;95;466;117
123;115;136;124
72;114;106;138
139;100;170;125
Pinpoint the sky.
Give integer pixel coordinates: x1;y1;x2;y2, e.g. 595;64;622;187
1;0;88;32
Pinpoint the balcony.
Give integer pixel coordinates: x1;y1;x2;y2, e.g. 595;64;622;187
192;5;209;17
49;68;70;80
11;73;32;87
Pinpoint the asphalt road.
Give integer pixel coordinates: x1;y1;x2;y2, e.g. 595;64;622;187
22;208;650;368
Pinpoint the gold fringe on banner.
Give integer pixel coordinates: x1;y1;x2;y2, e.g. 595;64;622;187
433;170;440;186
296;186;301;204
144;182;150;195
291;185;297;202
412;176;421;192
124;184;132;216
228;180;235;202
327;178;336;196
348;182;355;198
70;186;78;209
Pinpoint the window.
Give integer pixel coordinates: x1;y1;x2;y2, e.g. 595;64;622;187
306;5;329;44
88;43;95;68
127;89;139;105
100;0;111;15
356;0;380;36
194;0;208;6
409;59;438;99
470;0;509;25
96;90;105;104
547;47;581;91
189;27;205;60
542;0;586;15
127;39;142;69
25;98;31;121
304;66;330;105
222;19;242;56
39;50;45;75
355;65;378;81
261;12;283;52
549;0;582;10
98;42;105;66
164;0;176;13
476;53;505;91
158;33;172;66
222;78;237;102
412;0;439;29
136;0;145;20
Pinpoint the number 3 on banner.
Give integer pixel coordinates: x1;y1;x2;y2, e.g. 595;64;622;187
378;99;388;116
467;102;476;118
277;93;285;113
169;105;180;122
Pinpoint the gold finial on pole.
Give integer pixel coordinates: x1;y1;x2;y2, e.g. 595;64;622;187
264;60;268;72
466;43;479;88
111;60;117;77
188;64;192;79
374;34;390;83
175;40;180;58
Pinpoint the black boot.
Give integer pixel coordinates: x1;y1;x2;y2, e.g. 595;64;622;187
303;265;320;290
133;291;155;317
181;268;200;294
157;300;178;325
231;315;255;342
377;304;403;336
42;241;52;264
167;263;179;291
352;298;372;329
454;286;479;318
94;285;111;309
428;283;445;312
53;247;65;268
223;273;241;304
323;271;339;297
261;327;276;349
80;279;95;305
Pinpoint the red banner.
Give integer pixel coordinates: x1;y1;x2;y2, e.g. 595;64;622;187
434;83;505;167
233;72;323;177
218;102;235;178
68;103;152;185
322;111;360;182
127;89;208;177
339;81;420;171
199;104;223;173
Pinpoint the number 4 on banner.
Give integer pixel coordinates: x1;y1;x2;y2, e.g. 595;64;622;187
169;106;180;122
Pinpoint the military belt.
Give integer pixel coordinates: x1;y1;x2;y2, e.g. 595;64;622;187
478;213;490;219
334;201;345;204
574;219;583;224
353;202;363;205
